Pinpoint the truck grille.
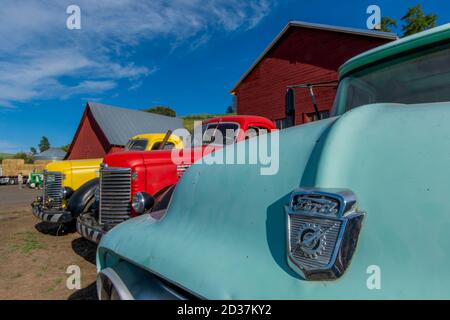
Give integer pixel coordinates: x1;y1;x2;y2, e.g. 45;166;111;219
43;171;63;209
99;167;132;226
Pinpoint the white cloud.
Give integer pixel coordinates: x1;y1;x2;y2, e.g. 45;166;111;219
0;0;274;108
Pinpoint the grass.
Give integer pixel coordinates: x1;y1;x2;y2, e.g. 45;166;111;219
0;153;14;163
13;231;45;254
10;272;22;279
44;277;64;293
181;113;235;132
0;153;13;158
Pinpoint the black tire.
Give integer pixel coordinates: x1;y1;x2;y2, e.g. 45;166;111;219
63;195;95;232
68;178;99;217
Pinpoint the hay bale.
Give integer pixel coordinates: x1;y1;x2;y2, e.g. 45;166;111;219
2;159;24;166
20;164;36;175
34;160;52;165
2;159;24;176
32;164;47;172
2;159;22;172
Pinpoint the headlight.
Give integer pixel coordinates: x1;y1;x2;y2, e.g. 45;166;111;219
60;187;74;199
131;192;155;215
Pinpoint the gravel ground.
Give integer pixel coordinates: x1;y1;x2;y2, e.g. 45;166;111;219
0;185;98;300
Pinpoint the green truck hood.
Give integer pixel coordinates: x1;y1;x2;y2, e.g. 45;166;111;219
99;102;450;299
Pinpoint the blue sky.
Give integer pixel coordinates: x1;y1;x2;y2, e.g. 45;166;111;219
0;0;449;154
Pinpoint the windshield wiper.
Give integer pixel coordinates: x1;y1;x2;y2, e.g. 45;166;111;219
287;80;338;121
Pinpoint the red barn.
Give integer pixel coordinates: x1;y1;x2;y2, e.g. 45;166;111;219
65;102;183;160
231;21;397;128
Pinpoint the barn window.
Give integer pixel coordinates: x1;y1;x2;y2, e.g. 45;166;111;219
303;110;330;123
275;118;287;129
275;115;295;129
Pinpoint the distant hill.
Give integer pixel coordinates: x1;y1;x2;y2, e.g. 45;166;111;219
0;153;14;158
0;153;14;164
181;113;235;132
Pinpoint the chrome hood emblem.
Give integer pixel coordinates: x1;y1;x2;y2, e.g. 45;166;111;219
286;188;365;280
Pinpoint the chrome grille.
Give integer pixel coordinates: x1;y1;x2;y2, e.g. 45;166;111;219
176;164;191;177
43;171;63;209
99;167;132;225
288;215;342;270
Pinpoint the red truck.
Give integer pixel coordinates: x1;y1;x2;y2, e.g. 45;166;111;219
76;115;276;243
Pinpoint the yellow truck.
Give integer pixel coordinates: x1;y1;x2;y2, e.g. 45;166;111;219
31;133;183;228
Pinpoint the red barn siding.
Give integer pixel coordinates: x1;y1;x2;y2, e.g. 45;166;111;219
67;109;110;160
108;146;125;154
234;27;393;126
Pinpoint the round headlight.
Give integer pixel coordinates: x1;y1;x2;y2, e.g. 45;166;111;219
60;187;74;199
131;192;155;215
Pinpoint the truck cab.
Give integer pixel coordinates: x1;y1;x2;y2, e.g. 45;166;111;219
77;115;276;243
31;133;183;227
96;24;450;299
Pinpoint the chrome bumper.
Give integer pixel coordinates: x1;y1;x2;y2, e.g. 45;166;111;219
31;200;72;224
97;264;188;300
76;213;105;244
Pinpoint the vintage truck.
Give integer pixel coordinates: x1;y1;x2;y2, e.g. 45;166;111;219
77;115;276;243
96;24;450;299
28;172;44;189
31;133;183;227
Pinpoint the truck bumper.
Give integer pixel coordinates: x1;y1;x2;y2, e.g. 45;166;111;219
76;213;105;244
31;200;72;224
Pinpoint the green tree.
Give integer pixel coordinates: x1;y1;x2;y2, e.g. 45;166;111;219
30;147;37;155
38;136;50;153
144;106;176;117
60;144;71;152
401;4;437;37
225;106;235;114
14;152;33;164
380;16;397;32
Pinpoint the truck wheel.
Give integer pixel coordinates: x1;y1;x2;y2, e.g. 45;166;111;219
63;196;95;232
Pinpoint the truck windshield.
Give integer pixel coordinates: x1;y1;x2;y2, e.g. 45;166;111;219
333;42;450;115
125;139;148;151
191;122;239;147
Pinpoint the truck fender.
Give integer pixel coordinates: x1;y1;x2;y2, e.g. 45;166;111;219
68;178;99;218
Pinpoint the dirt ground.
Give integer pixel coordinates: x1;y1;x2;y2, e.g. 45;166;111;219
0;185;98;299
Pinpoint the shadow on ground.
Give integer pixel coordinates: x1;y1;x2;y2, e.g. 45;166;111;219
34;221;75;236
71;237;97;265
68;282;98;300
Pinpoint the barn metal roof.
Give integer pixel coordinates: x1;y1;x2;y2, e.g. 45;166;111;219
34;148;67;160
230;21;398;93
87;102;184;146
